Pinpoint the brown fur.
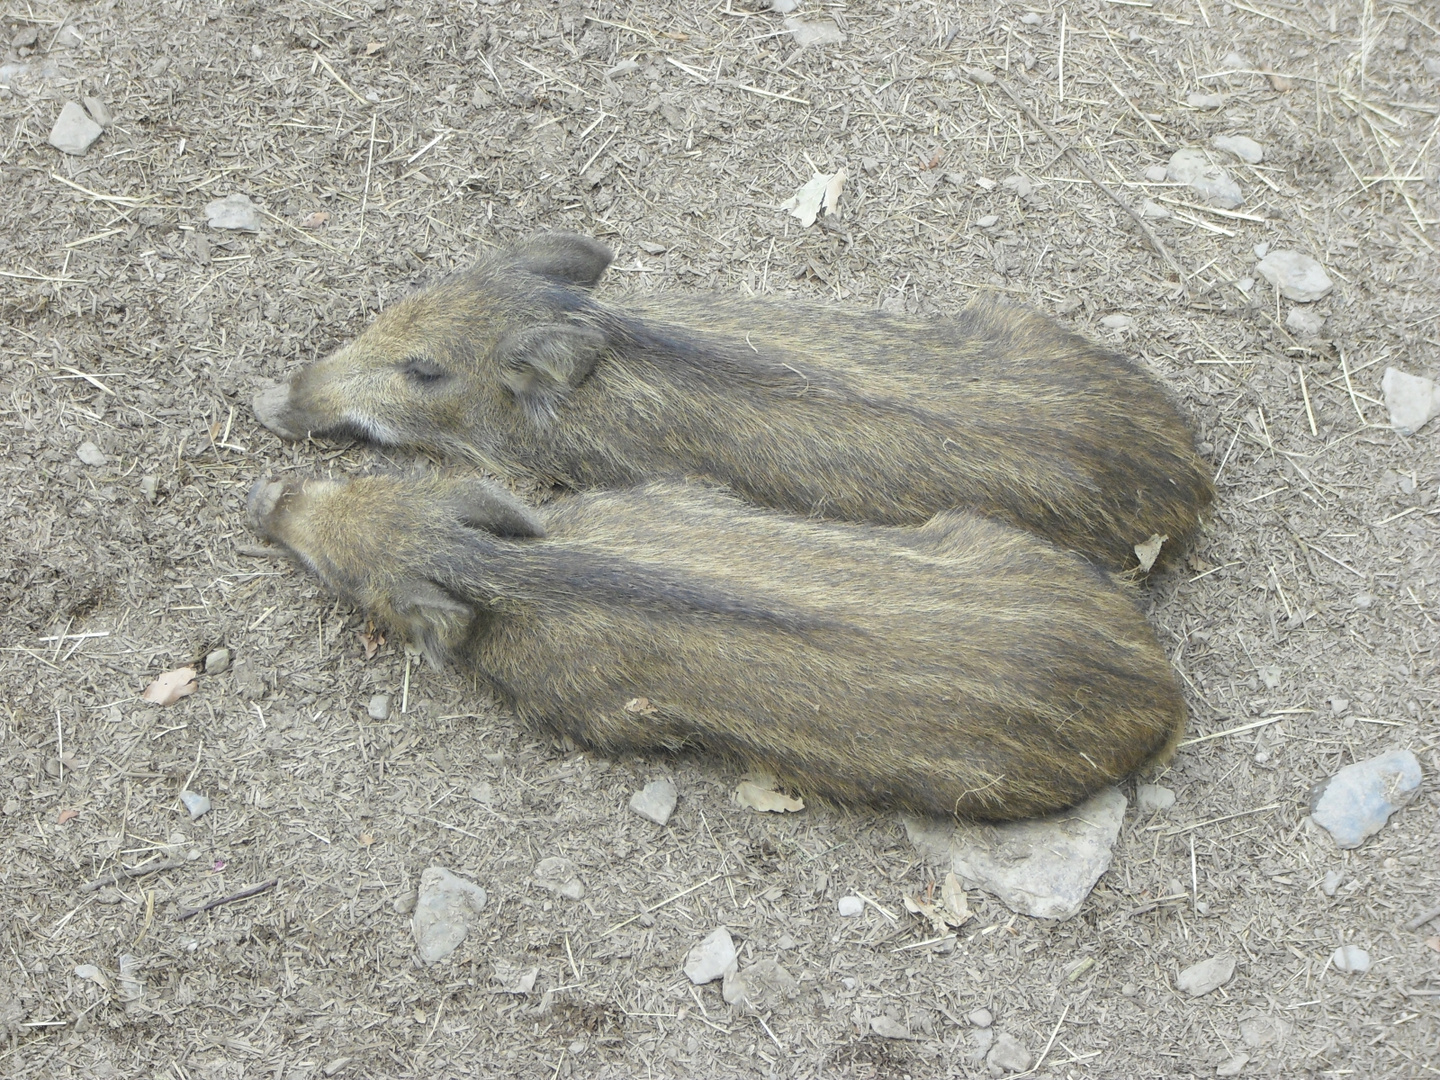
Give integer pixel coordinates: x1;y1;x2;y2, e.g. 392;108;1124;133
252;234;1213;572
248;472;1186;820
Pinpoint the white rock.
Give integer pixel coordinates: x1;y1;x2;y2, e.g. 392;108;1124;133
1136;784;1175;813
784;16;845;47
1321;869;1343;897
968;1007;994;1028
1254;242;1270;258
179;790;211;819
55;25;84;48
1235;277;1255;293
1177;955;1236;996
534;856;585;900
204;647;231;675
1255;250;1332;302
684;927;737;985
1166;148;1243;208
975;177;997;191
205;193;262;232
1332;945;1370;974
367;693;391;720
722;958;798;1007
468;781;494;804
837;895;864;917
629;779;677;825
412;866;488;963
1141;199;1170;219
49;101;104;155
771;0;799;11
1001;174;1033;198
1382;368;1440;435
987;1033;1033;1076
1212;134;1263;163
1143;164;1169;183
870;1015;911;1039
76;441;107;466
1100;314;1135;331
1219;50;1252;72
975;214;999;228
1286;307;1326;336
1187;91;1225;110
1309;749;1423;848
1217;1055;1250;1077
904;787;1126;920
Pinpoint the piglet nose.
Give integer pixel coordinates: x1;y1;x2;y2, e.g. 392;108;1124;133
252;382;299;439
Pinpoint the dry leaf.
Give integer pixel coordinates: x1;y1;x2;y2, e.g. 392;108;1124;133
624;697;658;715
142;666;197;705
779;170;846;228
941;872;971;926
359;832;375;847
1265;70;1294;92
903;893;949;938
735;775;805;813
365;41;386;56
57;808;79;824
301;210;330;229
1134;533;1167;573
360;627;384;660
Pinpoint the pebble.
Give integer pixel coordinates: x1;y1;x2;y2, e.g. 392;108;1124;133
368;693;392;721
1143;164;1169;183
205;193;262;232
533;856;585;900
1212;134;1264;163
628;779;677;825
870;1015;910;1039
968;1007;994;1029
1100;314;1135;331
975;214;999;228
55;25;84;48
969;1027;994;1062
1331;945;1370;974
1236;277;1255;294
974;176;997;190
684;927;737;985
48;101;104;155
776;933;795;950
1220;50;1252;71
1285;307;1326;336
140;475;159;502
1141;199;1170;219
412;866;488;963
837;895;864;917
83;96;112;128
1001;174;1033;198
1186;91;1226;110
1381;368;1440;435
1166;148;1243;209
904;786;1126;920
179;791;211;819
1177;955;1236;997
986;1033;1033;1077
1240;1016;1292;1048
1321;869;1343;896
783;16;845;47
722;958;798;1007
1255;250;1333;302
1217;1054;1250;1077
1309;749;1423;848
468;781;494;804
76;441;107;466
1136;784;1176;813
204;647;231;675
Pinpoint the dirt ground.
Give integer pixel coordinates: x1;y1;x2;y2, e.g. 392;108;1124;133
2;0;1437;1076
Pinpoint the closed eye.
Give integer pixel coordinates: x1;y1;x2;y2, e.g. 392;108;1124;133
400;358;449;386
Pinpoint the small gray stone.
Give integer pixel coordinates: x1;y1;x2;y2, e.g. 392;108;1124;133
55;25;84;49
904;787;1126;921
1381;368;1440;435
413;866;488;963
968;1007;994;1028
1309;749;1423;848
1141;199;1170;219
1256;250;1333;302
1220;50;1251;72
1186;91;1225;110
1100;314;1135;331
367;693;392;721
140;475;159;502
1217;1055;1250;1077
629;779;677;825
1001;174;1033;198
776;934;795;950
1166;148;1243;209
1143;164;1169;183
1240;1016;1292;1048
684;927;737;985
969;1026;995;1062
205;193;262;232
49;101;104;155
870;1015;911;1039
1177;955;1236;997
975;214;999;228
534;856;585;900
1137;784;1176;813
1212;134;1263;163
837;895;864;917
1332;945;1370;974
986;1033;1033;1076
204;648;231;675
722;958;798;1007
1286;307;1326;336
76;442;107;466
179;790;211;819
784;16;845;47
1321;869;1343;896
468;781;494;804
82;96;112;128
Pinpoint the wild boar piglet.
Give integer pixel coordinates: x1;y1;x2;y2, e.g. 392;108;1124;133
249;472;1186;820
253;233;1213;572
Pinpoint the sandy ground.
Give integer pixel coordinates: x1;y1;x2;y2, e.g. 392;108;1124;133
1;0;1437;1077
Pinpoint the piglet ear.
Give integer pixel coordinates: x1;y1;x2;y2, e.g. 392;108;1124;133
452;480;546;539
394;579;474;668
495;323;608;419
504;232;614;289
